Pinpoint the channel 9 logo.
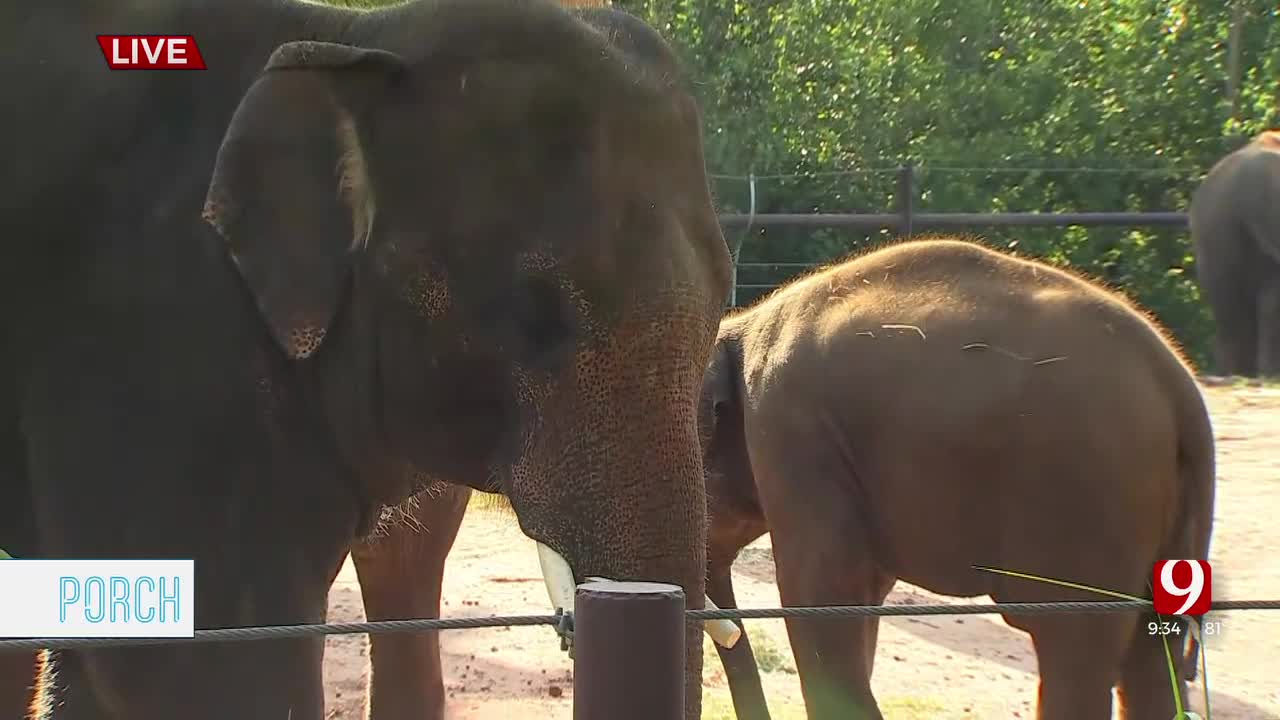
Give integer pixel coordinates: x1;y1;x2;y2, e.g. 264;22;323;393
1152;559;1212;616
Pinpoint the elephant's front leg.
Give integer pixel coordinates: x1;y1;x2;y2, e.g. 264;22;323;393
773;552;891;720
351;485;471;720
707;557;773;720
763;472;893;720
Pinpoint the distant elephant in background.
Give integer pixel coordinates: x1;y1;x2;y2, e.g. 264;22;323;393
1189;129;1280;377
696;238;1217;720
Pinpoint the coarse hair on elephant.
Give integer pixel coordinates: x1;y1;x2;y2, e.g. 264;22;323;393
1189;129;1280;378
0;0;732;718
695;238;1217;720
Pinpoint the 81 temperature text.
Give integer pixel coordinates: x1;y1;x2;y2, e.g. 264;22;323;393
1146;619;1222;636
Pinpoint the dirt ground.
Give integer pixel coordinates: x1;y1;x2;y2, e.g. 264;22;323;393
320;382;1280;719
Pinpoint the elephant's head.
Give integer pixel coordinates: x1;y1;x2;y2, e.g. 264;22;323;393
201;1;730;713
697;325;766;559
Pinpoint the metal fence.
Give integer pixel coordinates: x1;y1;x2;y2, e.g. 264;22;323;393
717;163;1192;306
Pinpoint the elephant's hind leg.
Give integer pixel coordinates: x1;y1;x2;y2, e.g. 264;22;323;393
773;545;894;720
352;485;471;720
1116;618;1186;720
1257;275;1280;378
1023;617;1128;720
1210;286;1259;377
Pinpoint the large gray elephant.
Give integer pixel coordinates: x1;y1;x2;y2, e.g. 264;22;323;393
1189;129;1280;377
0;1;731;718
696;238;1215;720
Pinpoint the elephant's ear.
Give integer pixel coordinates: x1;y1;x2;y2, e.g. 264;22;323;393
202;42;406;360
708;340;738;416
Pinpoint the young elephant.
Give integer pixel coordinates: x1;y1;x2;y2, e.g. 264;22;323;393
698;238;1216;720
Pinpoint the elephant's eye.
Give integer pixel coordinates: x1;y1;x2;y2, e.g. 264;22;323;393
513;274;576;370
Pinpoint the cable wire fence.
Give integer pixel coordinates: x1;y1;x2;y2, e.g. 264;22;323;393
2;598;1277;652
709;163;1211;182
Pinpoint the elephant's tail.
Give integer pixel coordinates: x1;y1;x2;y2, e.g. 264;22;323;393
1165;364;1217;683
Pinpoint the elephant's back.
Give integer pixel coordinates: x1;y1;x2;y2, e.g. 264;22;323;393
1252;129;1280;150
732;238;1191;597
785;238;1132;337
730;237;1180;373
1189;136;1280;264
755;239;1194;478
1193;134;1280;212
735;236;1191;410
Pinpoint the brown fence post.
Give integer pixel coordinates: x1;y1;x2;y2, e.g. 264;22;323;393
897;161;916;238
572;580;686;720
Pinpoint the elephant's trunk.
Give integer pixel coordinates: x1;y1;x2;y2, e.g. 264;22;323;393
515;428;709;719
508;296;721;720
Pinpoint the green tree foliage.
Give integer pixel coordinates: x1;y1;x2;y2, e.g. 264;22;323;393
615;0;1278;369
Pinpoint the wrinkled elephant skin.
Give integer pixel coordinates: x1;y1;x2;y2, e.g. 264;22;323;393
0;1;731;718
697;239;1217;720
1189;130;1280;378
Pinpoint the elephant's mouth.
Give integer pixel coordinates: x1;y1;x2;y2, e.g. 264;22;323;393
534;541;741;649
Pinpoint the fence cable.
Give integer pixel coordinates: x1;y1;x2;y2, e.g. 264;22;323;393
2;599;1276;652
709;165;1206;182
711;162;1218;181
